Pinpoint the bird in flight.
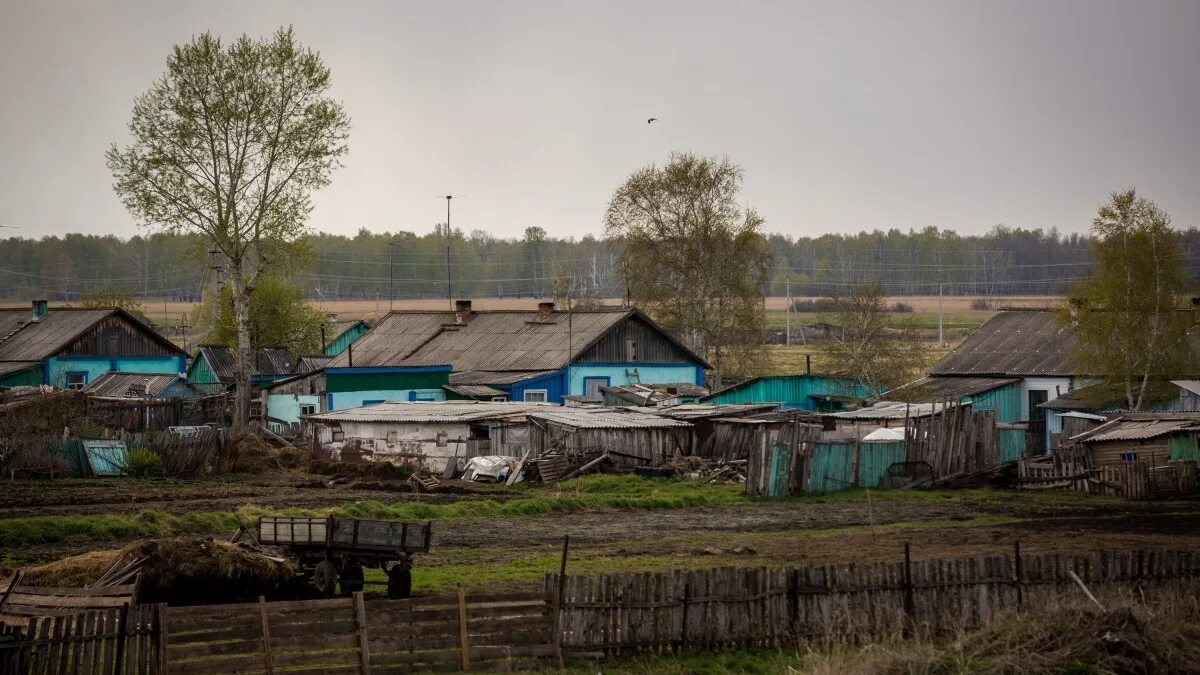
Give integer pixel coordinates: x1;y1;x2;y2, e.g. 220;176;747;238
647;118;658;124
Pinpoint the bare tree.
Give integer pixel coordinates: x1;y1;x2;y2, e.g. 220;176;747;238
106;27;350;432
604;153;773;387
825;283;927;394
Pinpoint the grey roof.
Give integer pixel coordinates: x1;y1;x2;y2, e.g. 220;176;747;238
326;308;709;371
886;376;1020;399
1173;380;1200;397
195;345;296;383
0;361;39;378
828;400;957;420
0;307;182;362
295;355;333;374
448;370;554;385
527;407;692;430
1080;418;1200;443
929;310;1082;377
635;403;781;420
443;383;508;398
306;400;552;424
83;372;192;398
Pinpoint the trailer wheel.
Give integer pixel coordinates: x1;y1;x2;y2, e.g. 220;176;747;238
313;560;338;597
387;561;412;599
340;563;365;595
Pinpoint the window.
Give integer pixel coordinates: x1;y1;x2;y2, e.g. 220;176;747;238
523;389;548;403
625;339;638;361
491;396;508;402
300;404;316;416
65;372;87;390
583;377;609;398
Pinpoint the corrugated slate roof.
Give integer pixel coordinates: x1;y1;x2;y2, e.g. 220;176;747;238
828;400;957;420
0;308;125;361
0;361;39;378
325;308;709;373
307;400;551;423
443;384;508;398
1085;418;1200;442
448;370;554;385
83;372;188;398
196;345;296;383
295;355;333;374
886;376;1019;399
638;403;781;420
1173;380;1200;397
929;310;1082;377
527;407;692;429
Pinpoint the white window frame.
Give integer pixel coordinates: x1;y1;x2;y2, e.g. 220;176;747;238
299;404;316;416
523;389;548;403
65;372;87;390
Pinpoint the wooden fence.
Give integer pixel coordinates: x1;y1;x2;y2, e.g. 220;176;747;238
745;423;823;496
1;590;553;674
0;580;140;628
547;547;1200;654
1019;449;1198;499
906;406;998;478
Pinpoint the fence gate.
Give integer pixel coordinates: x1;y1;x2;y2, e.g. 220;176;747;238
0;604;162;675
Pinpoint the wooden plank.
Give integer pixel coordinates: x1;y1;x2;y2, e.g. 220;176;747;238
353;591;371;675
258;596;275;675
457;588;470;671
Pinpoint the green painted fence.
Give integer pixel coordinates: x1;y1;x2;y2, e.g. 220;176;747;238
807;441;907;493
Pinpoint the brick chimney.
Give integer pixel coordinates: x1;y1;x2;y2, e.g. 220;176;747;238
454;299;472;324
31;299;48;322
537;301;555;320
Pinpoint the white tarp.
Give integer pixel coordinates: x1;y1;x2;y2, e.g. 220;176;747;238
462;455;516;482
862;427;906;442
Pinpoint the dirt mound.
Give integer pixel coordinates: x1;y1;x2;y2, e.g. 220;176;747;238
310;459;413;480
23;537;299;605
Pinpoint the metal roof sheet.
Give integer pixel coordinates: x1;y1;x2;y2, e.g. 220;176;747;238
1172;380;1200;397
1086;419;1200;442
636;403;781;420
448;370;555;385
294;355;333;374
443;384;508;398
929;310;1083;377
196;345;296;383
306;400;552;423
886;376;1019;399
828;400;957;420
83;372;189;397
527;407;692;429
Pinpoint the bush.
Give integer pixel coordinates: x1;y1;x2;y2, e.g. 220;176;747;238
791;298;838;313
126;447;163;477
970;298;993;311
890;302;914;313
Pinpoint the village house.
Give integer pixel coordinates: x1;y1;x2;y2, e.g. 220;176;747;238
914;308;1094;456
187;345;297;394
319;301;709;408
0;301;187;390
82;372;200;399
304;400;551;472
1066;413;1200;467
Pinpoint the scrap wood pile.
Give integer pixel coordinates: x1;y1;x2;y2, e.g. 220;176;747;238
647;453;747;483
19;537;295;605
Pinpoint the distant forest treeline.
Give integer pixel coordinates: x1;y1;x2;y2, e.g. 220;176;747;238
3;225;1200;301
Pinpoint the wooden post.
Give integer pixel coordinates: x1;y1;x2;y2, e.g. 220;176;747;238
155;604;168;675
352;591;371;674
457;587;470;671
1014;541;1023;612
113;603;129;675
902;543;914;637
680;577;691;650
851;424;861;488
258;596;275;675
787;568;799;640
0;570;21;614
553;536;569;668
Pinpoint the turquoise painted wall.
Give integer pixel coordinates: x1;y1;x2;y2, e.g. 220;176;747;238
0;364;43;387
46;355;186;389
266;393;321;425
806;441;906;493
324;323;370;356
187;354;220;385
961;381;1026;462
566;364;703;397
327;388;446;411
703;375;876;411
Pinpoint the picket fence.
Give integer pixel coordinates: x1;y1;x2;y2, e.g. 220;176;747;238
0;591;554;675
546;547;1200;654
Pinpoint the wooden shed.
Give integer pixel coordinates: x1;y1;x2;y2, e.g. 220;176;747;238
525;407;692;466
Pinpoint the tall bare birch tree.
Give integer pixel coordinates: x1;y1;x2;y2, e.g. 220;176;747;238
1067;188;1194;410
605;153;773;387
107;27;350;432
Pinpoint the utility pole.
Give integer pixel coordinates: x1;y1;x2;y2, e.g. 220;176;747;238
785;275;791;346
444;195;453;309
938;282;944;347
387;239;400;313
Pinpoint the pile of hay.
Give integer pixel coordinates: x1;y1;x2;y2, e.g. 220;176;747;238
309;458;412;480
23;537;299;604
229;434;278;473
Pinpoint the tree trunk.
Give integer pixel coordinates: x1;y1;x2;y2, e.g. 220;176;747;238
229;265;255;435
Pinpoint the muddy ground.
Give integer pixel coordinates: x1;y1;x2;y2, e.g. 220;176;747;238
5;475;1199;580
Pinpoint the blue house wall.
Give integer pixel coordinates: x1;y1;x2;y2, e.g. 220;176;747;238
45;355;187;389
324;322;370;357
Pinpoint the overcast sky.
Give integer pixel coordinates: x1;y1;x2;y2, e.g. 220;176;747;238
2;0;1197;241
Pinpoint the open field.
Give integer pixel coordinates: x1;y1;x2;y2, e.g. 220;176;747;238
0;295;1062;325
4;473;1198;599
